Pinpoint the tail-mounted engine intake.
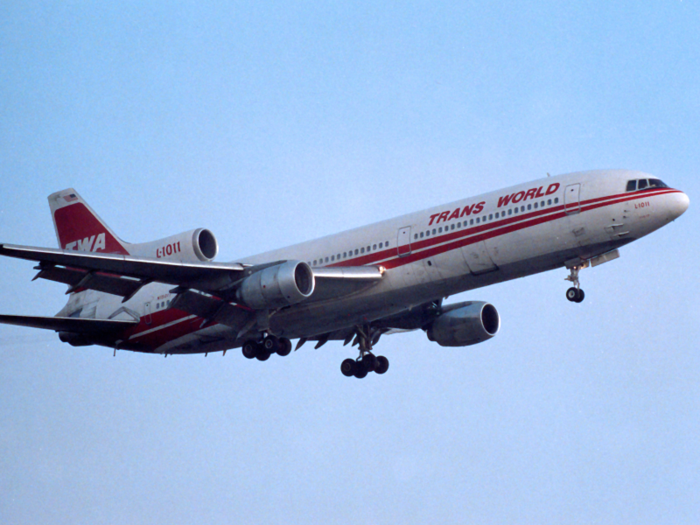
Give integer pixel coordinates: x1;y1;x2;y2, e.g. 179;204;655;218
236;261;315;310
130;228;218;263
426;301;500;347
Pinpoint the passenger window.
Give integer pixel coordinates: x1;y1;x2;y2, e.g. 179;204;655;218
521;206;525;212
554;198;559;204
438;227;442;233
547;199;552;205
354;249;359;255
313;260;317;265
508;209;512;216
470;219;474;225
527;204;532;210
626;180;637;192
379;242;383;248
432;229;436;235
360;248;365;254
426;230;430;237
373;244;377;250
638;179;648;190
331;255;335;261
420;232;424;238
534;202;538;209
476;218;480;224
451;224;455;230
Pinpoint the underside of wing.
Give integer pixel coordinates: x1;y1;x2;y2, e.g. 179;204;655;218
0;314;138;333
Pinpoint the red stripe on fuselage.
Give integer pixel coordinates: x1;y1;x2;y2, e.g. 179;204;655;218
120;187;682;352
329;188;682;269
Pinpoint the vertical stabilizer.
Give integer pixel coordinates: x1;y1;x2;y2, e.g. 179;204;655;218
48;189;130;255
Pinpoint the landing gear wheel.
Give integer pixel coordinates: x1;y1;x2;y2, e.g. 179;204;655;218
255;345;271;361
362;354;377;372
566;287;585;303
375;356;389;374
242;340;257;359
341;358;356;377
263;336;279;353
353;362;368;379
277;337;292;356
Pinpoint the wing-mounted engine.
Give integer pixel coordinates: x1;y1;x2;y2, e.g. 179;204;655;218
236;260;315;310
426;301;500;347
129;228;218;262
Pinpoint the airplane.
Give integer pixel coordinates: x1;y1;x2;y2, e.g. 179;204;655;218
0;169;689;378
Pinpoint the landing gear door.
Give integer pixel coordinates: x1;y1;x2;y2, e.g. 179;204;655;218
564;183;581;215
397;226;412;257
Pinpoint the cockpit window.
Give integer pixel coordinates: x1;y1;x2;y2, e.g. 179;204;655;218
626;178;669;192
648;178;668;189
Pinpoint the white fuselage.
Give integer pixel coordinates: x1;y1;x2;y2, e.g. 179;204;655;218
61;169;688;354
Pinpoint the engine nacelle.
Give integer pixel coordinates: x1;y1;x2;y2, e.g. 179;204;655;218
59;331;93;347
236;261;315;310
131;228;218;262
426;301;500;347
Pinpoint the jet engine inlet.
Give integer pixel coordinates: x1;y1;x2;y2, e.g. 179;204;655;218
192;228;218;261
236;261;315;310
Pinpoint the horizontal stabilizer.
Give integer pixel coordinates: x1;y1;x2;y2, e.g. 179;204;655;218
0;314;137;333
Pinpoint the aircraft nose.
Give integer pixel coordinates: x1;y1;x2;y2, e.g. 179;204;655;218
668;191;689;220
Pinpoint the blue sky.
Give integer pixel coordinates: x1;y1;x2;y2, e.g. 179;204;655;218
1;2;698;524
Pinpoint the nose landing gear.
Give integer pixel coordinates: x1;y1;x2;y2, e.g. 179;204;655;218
565;263;586;303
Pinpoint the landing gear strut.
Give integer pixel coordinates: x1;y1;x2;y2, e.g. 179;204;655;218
340;325;390;379
565;264;585;303
241;335;292;361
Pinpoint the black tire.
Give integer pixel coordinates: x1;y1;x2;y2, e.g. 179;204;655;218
375;356;389;375
277;337;292;356
255;346;271;361
362;354;377;372
354;364;368;379
566;287;579;302
575;288;585;303
341;358;356;377
263;336;279;353
242;341;257;359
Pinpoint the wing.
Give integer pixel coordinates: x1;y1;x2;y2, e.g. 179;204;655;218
0;243;248;300
0;314;137;333
0;244;385;318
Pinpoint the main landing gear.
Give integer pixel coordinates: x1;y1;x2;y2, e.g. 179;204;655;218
241;335;292;361
340;325;390;379
565;264;585;303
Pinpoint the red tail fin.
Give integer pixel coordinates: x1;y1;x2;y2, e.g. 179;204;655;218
48;189;130;255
